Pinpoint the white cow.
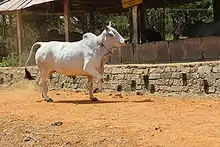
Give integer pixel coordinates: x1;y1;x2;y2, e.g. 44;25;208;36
24;23;127;102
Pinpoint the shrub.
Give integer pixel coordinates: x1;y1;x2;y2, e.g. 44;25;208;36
0;53;19;67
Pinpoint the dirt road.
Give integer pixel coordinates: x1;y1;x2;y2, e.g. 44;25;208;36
1;83;220;147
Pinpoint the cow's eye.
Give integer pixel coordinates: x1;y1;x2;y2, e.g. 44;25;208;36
108;32;115;37
109;34;114;37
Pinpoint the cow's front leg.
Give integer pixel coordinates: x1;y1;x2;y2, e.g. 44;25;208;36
94;55;110;93
93;61;106;93
88;76;99;102
98;65;105;92
94;79;104;93
84;61;103;101
83;61;103;81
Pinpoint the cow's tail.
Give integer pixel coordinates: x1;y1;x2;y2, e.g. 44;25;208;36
24;42;41;80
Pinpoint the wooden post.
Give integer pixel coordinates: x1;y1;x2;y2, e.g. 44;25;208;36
213;0;220;22
89;12;95;33
162;7;166;40
16;10;22;66
132;5;139;63
64;0;70;42
139;4;145;43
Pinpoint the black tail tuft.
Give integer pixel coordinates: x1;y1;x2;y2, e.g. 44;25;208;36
24;67;36;80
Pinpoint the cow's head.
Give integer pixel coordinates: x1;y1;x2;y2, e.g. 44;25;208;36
99;22;128;54
105;21;128;44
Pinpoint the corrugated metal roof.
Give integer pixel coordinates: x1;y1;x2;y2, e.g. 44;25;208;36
0;0;202;13
0;0;55;12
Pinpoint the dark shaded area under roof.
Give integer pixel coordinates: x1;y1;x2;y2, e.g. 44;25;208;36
0;0;201;14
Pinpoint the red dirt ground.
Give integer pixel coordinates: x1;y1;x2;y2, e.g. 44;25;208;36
1;82;220;147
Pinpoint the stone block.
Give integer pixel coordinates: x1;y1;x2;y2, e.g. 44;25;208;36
104;67;112;74
149;80;157;85
168;79;174;86
154;67;165;73
164;67;171;72
136;79;142;85
161;72;172;79
133;69;144;74
121;68;133;74
125;74;132;80
170;86;188;92
214;79;220;87
172;79;181;86
115;74;124;80
149;68;156;73
143;68;150;74
112;68;122;74
131;74;141;80
181;67;192;73
187;73;198;79
156;79;166;85
149;73;161;80
171;67;178;72
172;72;181;79
198;66;212;77
210;73;220;80
212;67;220;73
208;87;216;94
136;85;142;90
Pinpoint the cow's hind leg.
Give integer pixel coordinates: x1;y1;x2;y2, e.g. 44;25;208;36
38;70;53;102
36;69;41;84
93;79;103;93
88;76;98;102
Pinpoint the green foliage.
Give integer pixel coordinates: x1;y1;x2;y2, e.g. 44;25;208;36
142;0;213;39
73;12;130;38
93;13;130;38
0;53;18;67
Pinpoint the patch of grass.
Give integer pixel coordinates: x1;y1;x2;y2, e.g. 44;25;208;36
0;54;19;67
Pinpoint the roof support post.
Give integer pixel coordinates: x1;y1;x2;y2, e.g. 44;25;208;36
213;0;220;22
139;4;145;43
132;5;139;63
64;0;70;42
89;11;95;34
16;10;22;66
162;7;166;39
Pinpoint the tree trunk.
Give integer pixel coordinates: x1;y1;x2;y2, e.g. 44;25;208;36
213;0;220;22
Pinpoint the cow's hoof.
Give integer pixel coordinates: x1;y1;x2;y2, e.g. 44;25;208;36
91;97;99;102
45;98;54;102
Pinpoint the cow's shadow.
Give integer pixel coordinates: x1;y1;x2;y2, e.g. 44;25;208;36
54;99;154;104
54;99;125;104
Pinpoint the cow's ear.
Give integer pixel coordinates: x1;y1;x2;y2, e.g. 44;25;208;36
83;34;87;39
105;26;110;32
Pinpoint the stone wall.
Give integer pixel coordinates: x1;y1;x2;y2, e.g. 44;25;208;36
1;61;220;95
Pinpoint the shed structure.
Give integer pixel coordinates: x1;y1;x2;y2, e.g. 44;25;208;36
0;0;211;65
